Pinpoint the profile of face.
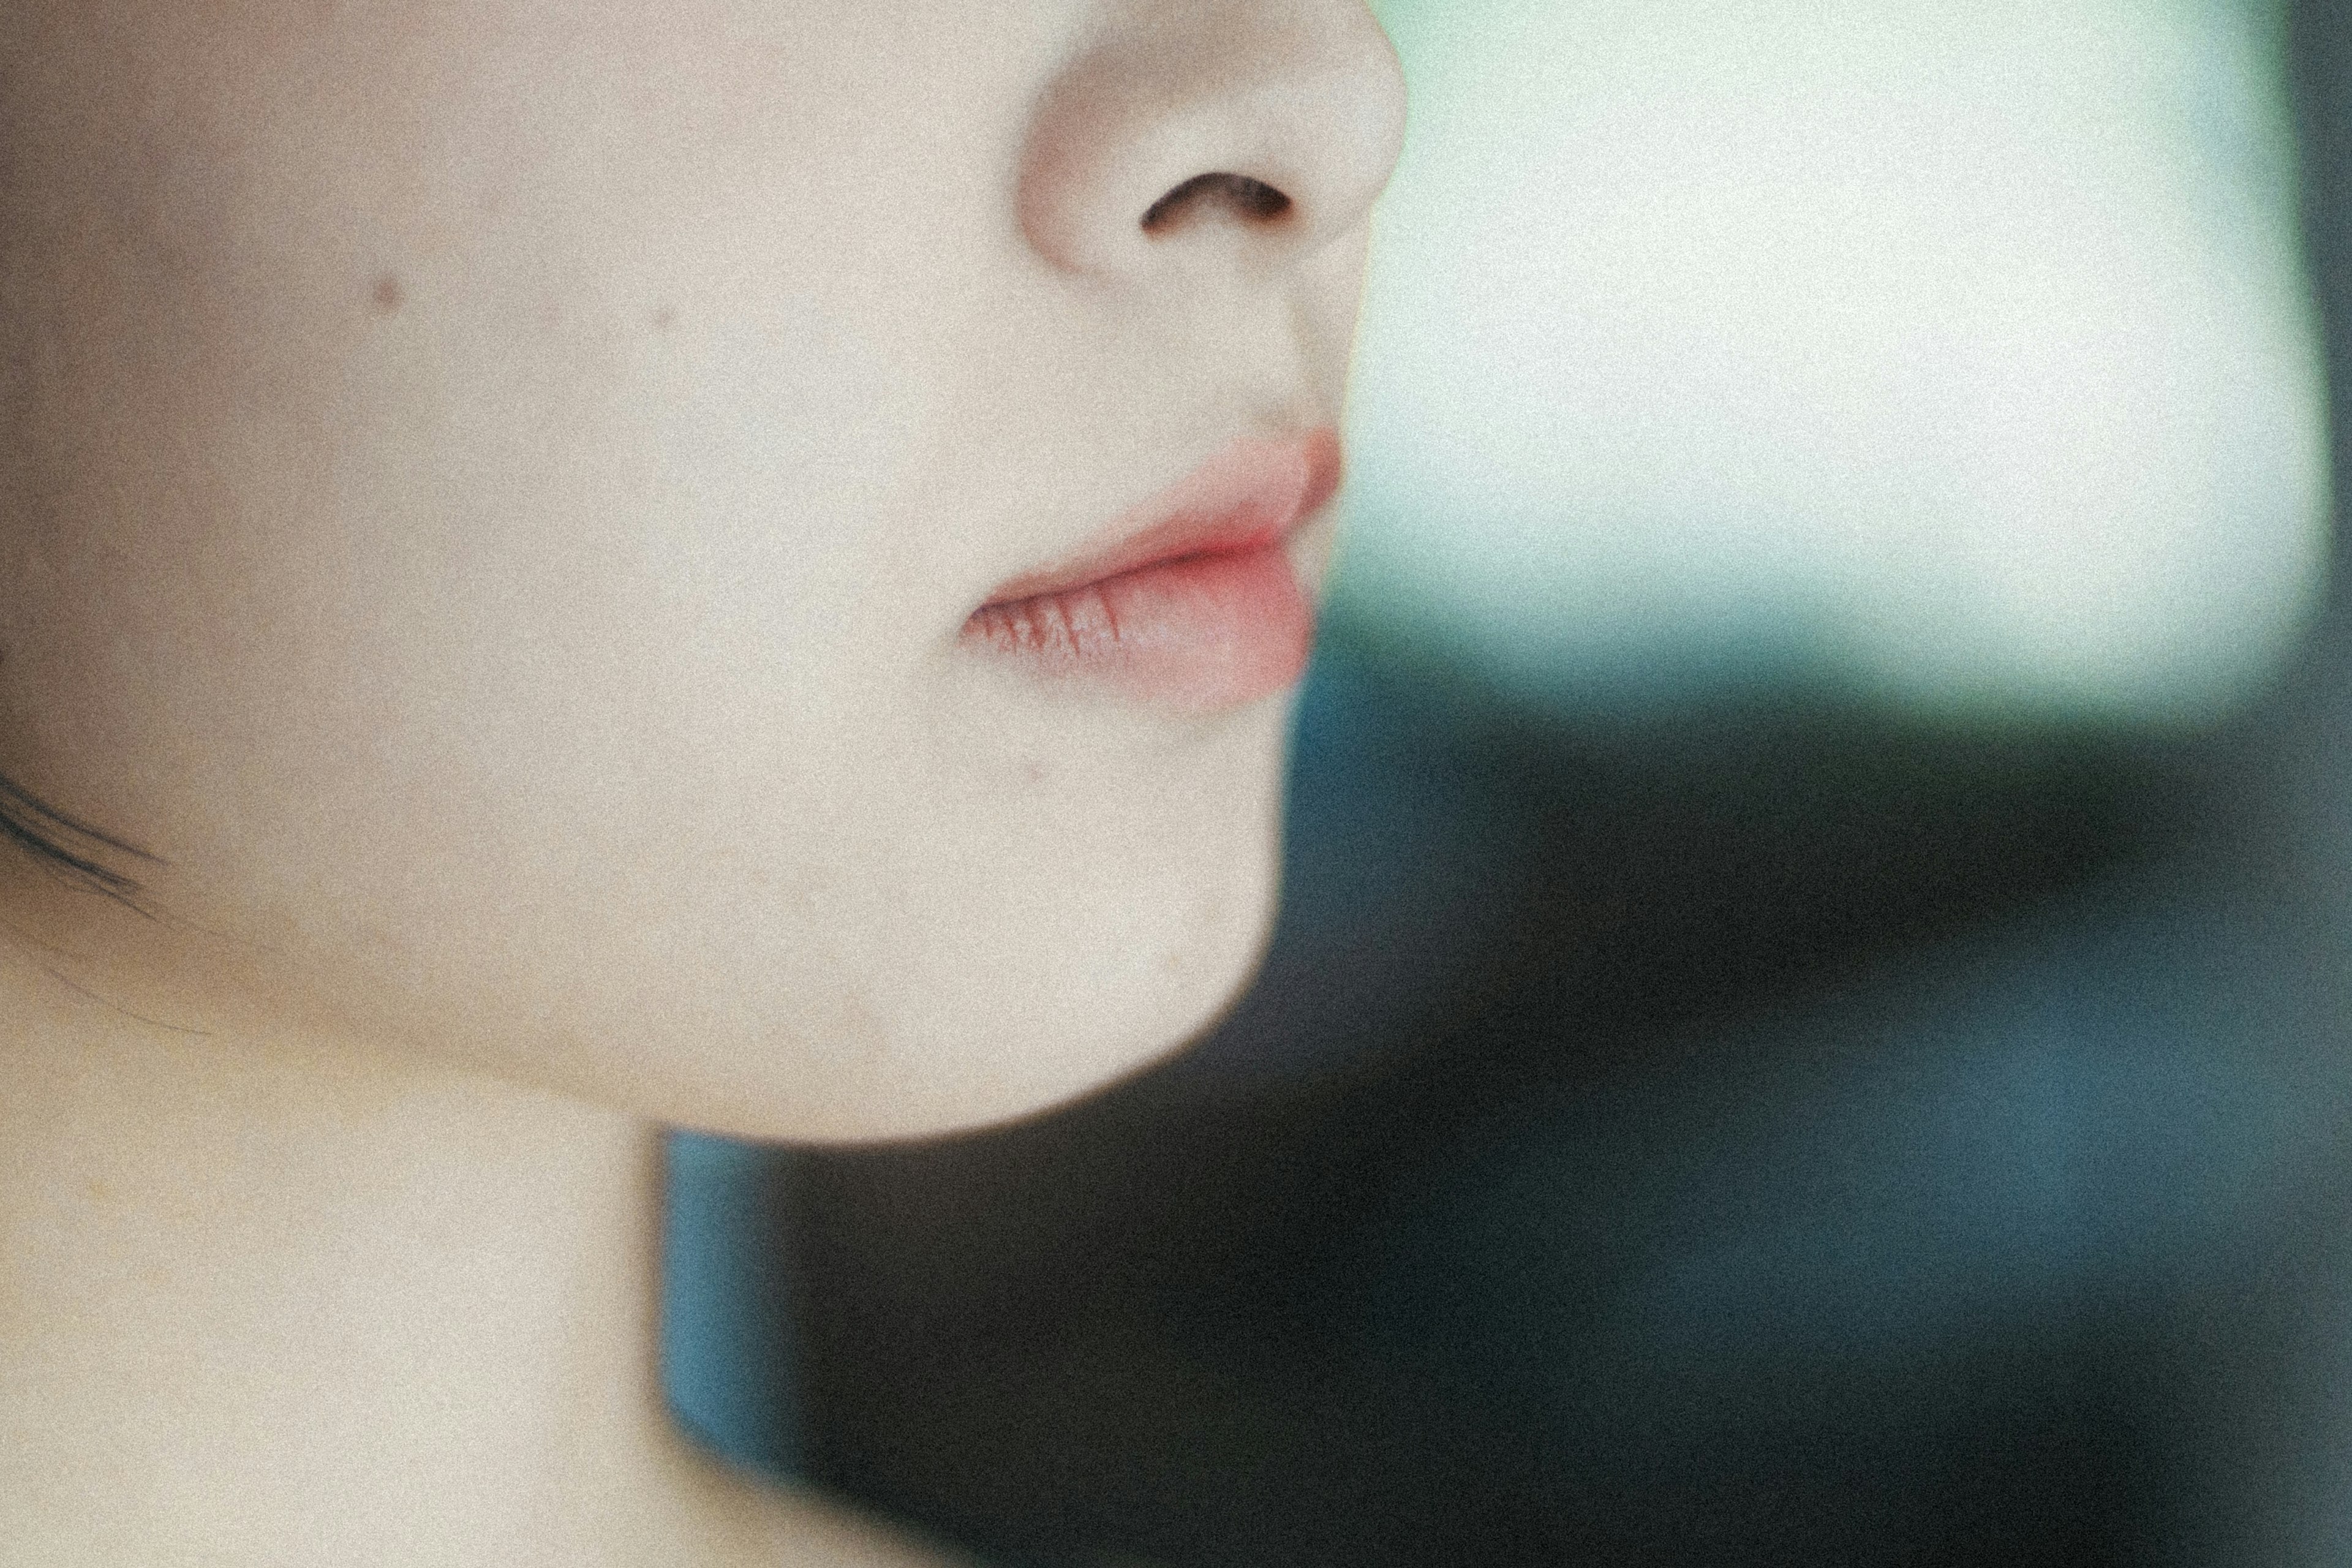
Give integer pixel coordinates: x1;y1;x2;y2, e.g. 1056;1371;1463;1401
0;0;1406;1140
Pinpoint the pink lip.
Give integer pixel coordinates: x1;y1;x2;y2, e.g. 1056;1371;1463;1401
960;428;1343;712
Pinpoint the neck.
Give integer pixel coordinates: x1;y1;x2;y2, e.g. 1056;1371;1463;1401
0;952;702;1564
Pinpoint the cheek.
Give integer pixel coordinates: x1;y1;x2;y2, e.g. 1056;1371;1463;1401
0;66;937;872
0;238;1294;1143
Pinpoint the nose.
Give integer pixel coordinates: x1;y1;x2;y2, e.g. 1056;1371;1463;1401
1017;0;1408;281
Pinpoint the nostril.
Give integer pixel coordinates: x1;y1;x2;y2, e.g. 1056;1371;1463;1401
1140;172;1294;235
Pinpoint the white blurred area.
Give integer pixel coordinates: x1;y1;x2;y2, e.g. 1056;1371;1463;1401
1334;0;2332;723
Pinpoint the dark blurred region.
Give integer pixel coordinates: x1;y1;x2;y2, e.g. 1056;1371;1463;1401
668;2;2352;1563
771;652;2190;1567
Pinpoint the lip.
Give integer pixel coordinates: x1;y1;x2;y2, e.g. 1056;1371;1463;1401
960;428;1343;712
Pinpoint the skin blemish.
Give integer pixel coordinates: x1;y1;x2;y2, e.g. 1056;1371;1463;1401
652;306;677;333
370;274;405;315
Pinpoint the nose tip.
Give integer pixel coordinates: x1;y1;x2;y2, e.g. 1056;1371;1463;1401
1017;1;1408;279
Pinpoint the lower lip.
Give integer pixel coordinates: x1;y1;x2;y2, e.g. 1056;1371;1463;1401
961;538;1313;712
960;431;1337;712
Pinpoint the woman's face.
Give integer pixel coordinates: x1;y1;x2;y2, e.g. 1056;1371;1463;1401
0;0;1404;1139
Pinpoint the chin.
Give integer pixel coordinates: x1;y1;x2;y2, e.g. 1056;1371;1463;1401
635;807;1288;1148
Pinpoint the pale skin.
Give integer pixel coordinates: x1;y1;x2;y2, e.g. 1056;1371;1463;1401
0;1;1406;1562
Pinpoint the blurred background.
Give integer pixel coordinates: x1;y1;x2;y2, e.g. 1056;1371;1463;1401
669;1;2352;1562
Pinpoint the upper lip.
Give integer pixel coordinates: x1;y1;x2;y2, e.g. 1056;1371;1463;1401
970;427;1344;610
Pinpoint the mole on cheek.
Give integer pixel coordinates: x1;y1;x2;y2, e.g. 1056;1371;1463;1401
371;274;405;315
